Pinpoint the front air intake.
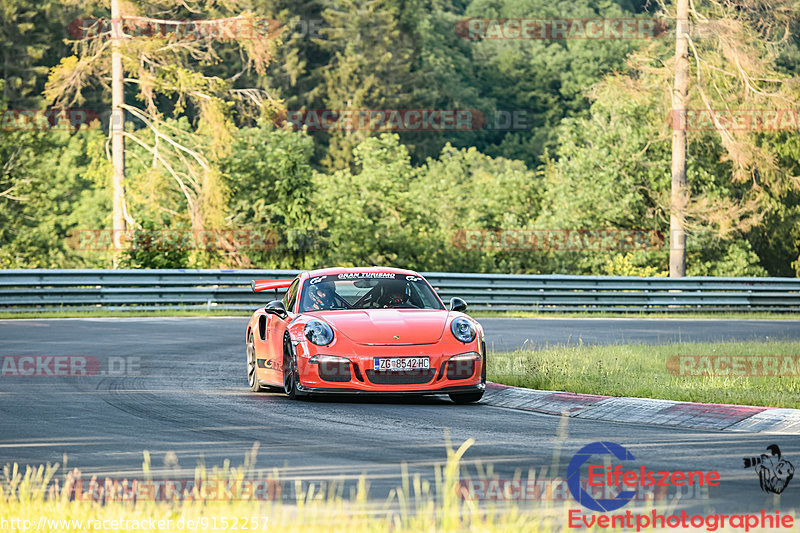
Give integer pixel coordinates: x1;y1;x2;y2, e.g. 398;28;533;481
366;369;436;385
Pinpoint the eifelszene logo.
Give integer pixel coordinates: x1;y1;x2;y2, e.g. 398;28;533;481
567;441;720;512
743;445;794;494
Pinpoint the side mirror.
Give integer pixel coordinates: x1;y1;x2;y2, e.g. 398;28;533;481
264;300;289;320
449;297;468;313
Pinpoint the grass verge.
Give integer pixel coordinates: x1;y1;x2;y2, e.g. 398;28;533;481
489;341;800;408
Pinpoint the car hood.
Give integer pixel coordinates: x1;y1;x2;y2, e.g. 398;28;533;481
315;309;449;345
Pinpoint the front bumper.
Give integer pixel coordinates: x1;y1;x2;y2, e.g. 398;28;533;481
294;341;485;393
296;383;485;396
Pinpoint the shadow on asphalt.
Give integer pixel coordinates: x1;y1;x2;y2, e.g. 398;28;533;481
253;390;482;406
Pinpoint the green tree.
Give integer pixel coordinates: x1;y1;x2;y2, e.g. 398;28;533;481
45;0;279;243
0;96;109;267
463;0;644;168
538;72;783;276
314;0;415;170
312;134;542;273
313;133;417;265
412;143;543;273
1;0;80;107
223;123;317;268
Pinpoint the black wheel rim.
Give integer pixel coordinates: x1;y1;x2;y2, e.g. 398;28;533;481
283;343;294;394
247;332;256;389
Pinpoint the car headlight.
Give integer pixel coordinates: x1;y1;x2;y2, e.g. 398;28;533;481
450;317;477;343
305;320;334;346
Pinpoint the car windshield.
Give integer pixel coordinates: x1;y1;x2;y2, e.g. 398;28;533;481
299;273;444;312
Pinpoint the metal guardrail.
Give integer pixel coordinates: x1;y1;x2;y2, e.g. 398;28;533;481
0;269;798;313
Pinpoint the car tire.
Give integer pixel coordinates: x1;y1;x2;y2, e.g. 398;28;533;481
481;340;487;385
449;391;484;404
283;336;299;400
247;330;265;392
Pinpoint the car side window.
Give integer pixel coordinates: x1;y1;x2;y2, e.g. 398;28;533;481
283;279;299;312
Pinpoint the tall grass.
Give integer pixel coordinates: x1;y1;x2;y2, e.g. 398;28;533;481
0;441;552;533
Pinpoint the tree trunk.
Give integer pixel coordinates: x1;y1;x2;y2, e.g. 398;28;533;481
111;0;126;255
670;0;690;277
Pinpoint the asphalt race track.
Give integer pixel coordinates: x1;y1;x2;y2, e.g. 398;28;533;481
1;317;799;516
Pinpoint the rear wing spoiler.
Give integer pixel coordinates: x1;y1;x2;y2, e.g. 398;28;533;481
251;279;294;293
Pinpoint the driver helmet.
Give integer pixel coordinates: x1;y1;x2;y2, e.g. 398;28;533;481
310;282;335;309
382;280;409;307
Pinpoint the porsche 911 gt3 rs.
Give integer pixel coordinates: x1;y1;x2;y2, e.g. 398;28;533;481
245;267;486;403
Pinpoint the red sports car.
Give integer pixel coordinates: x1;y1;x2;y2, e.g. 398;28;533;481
245;267;486;403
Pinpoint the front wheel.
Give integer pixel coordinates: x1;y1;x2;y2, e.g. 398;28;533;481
283;336;299;400
247;330;265;392
449;391;484;404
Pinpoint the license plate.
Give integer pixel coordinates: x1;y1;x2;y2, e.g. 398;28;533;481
373;357;430;371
